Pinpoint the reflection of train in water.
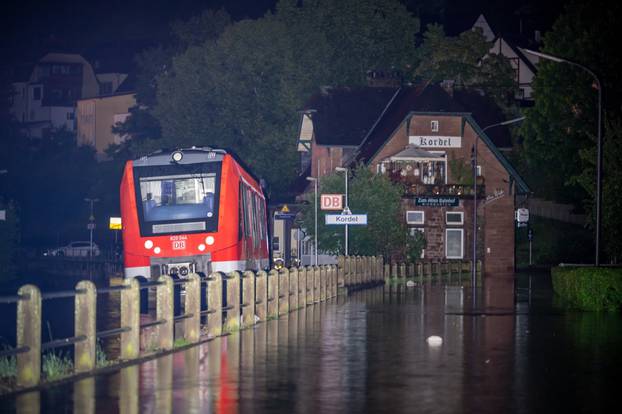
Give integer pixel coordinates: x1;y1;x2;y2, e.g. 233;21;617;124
120;147;269;280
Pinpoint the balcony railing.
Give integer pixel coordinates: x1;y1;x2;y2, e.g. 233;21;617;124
403;183;485;198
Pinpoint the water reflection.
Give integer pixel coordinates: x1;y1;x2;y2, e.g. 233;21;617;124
3;277;622;414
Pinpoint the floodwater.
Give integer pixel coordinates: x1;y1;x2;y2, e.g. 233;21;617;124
2;274;621;413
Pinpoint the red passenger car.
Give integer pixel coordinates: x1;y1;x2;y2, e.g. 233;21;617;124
120;147;269;279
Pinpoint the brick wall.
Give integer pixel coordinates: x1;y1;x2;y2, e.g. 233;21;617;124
369;114;517;275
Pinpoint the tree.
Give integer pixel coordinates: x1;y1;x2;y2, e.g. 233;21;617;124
413;24;517;111
139;0;420;193
299;166;424;261
518;1;622;261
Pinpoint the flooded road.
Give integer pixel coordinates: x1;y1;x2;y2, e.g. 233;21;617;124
2;274;621;413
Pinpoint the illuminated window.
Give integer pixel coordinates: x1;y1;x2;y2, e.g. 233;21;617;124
406;210;424;225
445;229;464;259
431;120;439;132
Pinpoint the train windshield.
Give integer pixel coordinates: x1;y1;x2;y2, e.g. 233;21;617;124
139;173;216;223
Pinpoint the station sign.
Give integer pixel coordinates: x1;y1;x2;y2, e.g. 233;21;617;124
325;214;368;225
321;194;343;210
516;208;529;223
414;196;459;207
409;135;462;148
109;217;122;230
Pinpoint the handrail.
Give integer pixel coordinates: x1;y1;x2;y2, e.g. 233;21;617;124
3;256;383;390
41;335;87;351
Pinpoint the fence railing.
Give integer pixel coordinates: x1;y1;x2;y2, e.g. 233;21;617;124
0;255;385;390
380;259;482;285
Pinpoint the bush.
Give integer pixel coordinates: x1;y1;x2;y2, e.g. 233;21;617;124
551;266;622;311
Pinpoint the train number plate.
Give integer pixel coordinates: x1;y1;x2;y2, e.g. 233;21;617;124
172;240;186;250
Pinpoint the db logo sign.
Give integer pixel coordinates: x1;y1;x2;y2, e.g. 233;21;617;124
321;194;343;211
172;240;186;250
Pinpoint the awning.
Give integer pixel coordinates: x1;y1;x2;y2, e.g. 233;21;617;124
387;145;445;162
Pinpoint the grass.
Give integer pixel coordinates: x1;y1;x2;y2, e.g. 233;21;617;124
96;341;110;368
173;338;190;348
42;351;73;381
0;352;16;379
552;266;622;311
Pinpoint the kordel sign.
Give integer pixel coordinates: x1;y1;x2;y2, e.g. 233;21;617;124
325;214;367;225
409;135;462;148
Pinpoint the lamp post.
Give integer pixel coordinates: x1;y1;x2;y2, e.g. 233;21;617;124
335;167;350;256
523;48;602;266
472;117;525;287
306;177;318;266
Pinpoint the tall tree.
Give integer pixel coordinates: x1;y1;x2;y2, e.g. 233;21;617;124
133;0;420;192
519;1;622;260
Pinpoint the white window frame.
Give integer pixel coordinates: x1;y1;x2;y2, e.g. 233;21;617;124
445;228;464;259
431;120;439;132
446;211;464;225
409;227;425;258
406;210;425;225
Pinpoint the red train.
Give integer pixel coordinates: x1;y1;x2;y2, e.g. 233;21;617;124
120;147;269;280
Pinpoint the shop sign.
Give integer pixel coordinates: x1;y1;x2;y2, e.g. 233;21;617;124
409;135;462;148
414;196;459;207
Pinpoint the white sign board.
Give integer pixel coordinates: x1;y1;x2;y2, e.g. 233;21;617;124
325;214;367;225
516;208;529;223
409;135;462;148
320;194;343;210
0;210;5;221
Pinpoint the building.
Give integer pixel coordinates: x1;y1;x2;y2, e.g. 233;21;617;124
470;14;541;105
9;53;101;137
297;83;529;276
75;76;136;159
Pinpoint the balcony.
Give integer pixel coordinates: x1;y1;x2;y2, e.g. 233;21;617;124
385;172;485;198
402;182;485;198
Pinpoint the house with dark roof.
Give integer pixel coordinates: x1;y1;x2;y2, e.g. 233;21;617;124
297;82;529;276
470;14;541;105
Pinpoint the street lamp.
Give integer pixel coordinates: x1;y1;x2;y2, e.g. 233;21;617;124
523;48;602;266
335;167;350;256
472;117;525;286
306;177;318;266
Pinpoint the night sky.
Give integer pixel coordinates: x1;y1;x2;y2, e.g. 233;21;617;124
2;0;569;68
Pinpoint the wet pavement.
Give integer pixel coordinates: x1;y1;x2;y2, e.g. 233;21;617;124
2;274;621;413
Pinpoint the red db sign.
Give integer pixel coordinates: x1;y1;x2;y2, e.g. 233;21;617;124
321;194;343;210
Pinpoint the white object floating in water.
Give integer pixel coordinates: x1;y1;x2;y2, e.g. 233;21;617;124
406;280;416;287
426;335;443;346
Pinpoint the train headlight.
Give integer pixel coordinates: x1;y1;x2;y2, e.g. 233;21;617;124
171;151;183;163
154;247;161;254
198;244;206;251
144;240;153;249
205;236;215;245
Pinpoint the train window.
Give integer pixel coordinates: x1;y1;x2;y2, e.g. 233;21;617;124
245;187;252;237
139;173;216;222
